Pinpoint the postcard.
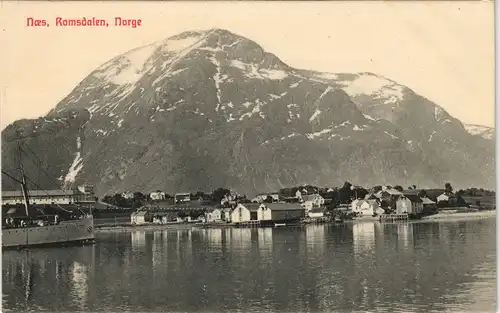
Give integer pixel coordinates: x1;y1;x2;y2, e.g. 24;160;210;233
1;1;496;312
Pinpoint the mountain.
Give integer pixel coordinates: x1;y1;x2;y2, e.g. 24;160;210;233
1;29;495;196
464;124;494;140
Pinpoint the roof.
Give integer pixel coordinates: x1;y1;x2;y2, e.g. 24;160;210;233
302;194;323;201
238;203;261;212
377;189;403;196
143;201;216;210
2;189;82;197
402;189;419;196
421;197;436;204
400;195;423;203
175;193;191;196
262;203;304;211
3;204;83;217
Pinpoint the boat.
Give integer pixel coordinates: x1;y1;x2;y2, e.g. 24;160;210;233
1;141;95;249
334;216;344;223
274;223;286;227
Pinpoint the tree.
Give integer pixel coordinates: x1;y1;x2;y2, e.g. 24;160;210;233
211;188;231;205
417;190;427;198
394;185;404;192
445;183;453;194
264;196;273;203
339;182;353;204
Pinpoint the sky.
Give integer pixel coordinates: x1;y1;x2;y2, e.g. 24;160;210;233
0;1;495;130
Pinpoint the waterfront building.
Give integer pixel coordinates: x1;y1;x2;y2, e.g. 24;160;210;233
150;191;166;201
205;208;222;222
231;203;260;223
396;195;423;214
352;199;380;216
174;193;191;204
308;207;325;218
1;187;92;205
257;203;305;222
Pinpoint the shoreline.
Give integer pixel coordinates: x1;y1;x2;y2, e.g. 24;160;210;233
94;210;496;233
95;223;197;233
419;210;496;221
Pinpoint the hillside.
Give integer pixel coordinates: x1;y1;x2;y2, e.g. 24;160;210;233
1;29;495;196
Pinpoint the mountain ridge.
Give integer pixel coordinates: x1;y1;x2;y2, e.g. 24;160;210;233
2;29;495;196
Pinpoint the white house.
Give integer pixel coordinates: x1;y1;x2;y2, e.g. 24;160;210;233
352;199;380;217
221;194;236;206
251;194;268;203
437;193;450;203
295;190;303;200
301;194;325;211
308;207;324;218
231;203;260;223
257;204;271;221
174;193;191;204
252;193;279;203
131;211;152;224
122;191;134;199
206;208;222;222
150;191;166;201
396;195;423;214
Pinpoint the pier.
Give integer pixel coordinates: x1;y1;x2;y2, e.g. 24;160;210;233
234;220;261;228
379;214;409;222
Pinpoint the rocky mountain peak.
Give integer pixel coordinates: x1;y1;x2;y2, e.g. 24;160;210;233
3;29;495;195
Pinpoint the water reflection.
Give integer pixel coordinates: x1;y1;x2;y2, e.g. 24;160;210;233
131;231;146;251
231;228;252;250
397;223;414;248
2;219;497;313
306;225;326;256
258;228;273;259
70;261;88;310
206;228;223;247
352;222;376;254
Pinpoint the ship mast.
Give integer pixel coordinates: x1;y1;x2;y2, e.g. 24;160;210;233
18;140;31;218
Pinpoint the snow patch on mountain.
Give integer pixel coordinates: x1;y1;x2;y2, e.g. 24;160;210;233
153;33;210;86
260;69;288;80
95;43;160;85
428;130;437;142
64;136;84;184
160;33;205;54
363;114;377;121
464;124;494;140
340;73;404;104
315;73;338;80
307;128;332;139
384;131;399;140
210;56;223;111
309;109;321;122
230;60;288;80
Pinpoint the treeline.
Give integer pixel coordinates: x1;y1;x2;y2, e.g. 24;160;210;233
100;188;250;209
279;182;370;207
98;182;495;209
456;188;495;197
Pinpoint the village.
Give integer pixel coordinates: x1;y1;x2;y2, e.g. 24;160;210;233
124;183;494;228
1;182;495;229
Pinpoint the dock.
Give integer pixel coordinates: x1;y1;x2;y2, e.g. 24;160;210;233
234;220;261;227
379;214;409;222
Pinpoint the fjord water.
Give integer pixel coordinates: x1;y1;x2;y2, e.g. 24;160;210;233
3;219;496;312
